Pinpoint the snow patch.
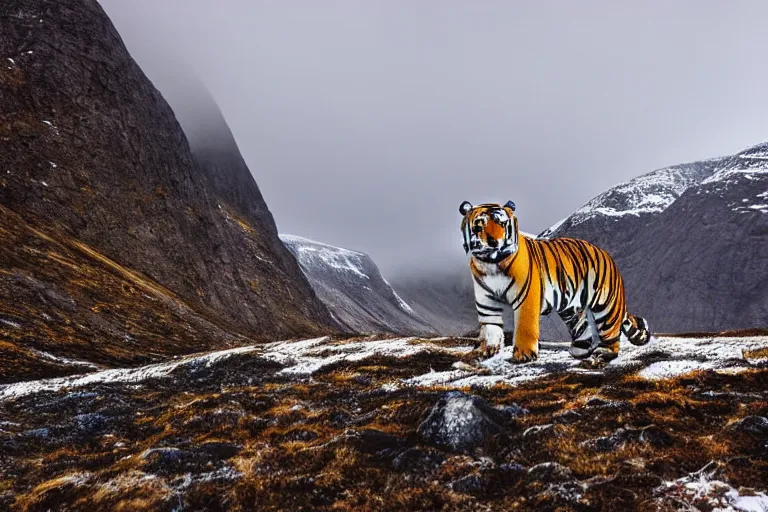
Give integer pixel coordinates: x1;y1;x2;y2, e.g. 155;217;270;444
29;349;100;370
405;335;768;388
0;318;21;329
0;344;260;401
261;336;470;375
655;462;768;511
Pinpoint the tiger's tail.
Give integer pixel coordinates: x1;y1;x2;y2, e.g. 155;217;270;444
622;313;652;346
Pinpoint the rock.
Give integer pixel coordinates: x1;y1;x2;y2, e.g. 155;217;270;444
346;428;404;455
585;397;632;411
553;410;583;424
523;424;556;439
583;425;673;452
392;448;445;473
498;403;530;419
417;392;511;454
527;462;574;483
450;474;487;495
140;447;188;475
638;425;674;448
71;413;109;437
582;429;631;453
728;416;768;437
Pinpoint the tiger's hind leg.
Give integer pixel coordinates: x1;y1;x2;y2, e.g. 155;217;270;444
590;309;622;365
564;308;620;364
563;308;598;360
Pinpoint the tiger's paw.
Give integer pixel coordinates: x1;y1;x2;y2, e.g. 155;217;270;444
582;347;618;368
512;345;538;364
478;324;504;359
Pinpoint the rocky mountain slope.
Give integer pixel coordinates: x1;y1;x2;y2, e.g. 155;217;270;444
2;333;767;510
539;158;726;257
622;143;768;332
0;0;335;382
542;142;768;332
281;235;436;336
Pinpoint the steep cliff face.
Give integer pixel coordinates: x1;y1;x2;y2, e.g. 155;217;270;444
281;235;437;336
0;0;335;381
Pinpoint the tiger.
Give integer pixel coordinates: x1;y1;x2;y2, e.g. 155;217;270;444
459;200;652;364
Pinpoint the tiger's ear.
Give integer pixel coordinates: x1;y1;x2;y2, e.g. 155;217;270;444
504;200;516;212
459;201;473;215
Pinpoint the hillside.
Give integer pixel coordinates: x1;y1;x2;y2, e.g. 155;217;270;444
539;158;725;258
0;0;335;382
282;235;436;336
544;142;768;332
2;333;767;510
622;143;768;331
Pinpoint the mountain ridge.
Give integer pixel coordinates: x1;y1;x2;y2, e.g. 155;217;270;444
281;234;437;336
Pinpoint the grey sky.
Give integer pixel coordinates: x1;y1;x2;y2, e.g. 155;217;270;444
100;0;768;277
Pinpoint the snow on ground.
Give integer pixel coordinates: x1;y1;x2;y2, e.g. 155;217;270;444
655;462;768;511
0;344;260;401
2;335;767;400
260;336;471;375
29;349;101;370
404;335;768;388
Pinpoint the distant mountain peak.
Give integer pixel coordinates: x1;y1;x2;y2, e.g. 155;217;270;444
540;157;725;238
281;235;436;336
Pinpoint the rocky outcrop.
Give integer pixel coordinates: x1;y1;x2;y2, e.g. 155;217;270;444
281;235;436;335
0;0;335;381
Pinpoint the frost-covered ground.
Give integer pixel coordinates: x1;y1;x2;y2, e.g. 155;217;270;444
3;334;767;402
2;333;767;511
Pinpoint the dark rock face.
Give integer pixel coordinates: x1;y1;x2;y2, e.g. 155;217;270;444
727;416;768;437
281;235;436;335
417;392;522;453
0;0;335;375
541;144;768;333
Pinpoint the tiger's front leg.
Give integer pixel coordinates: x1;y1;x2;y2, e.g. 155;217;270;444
478;323;505;358
512;290;540;364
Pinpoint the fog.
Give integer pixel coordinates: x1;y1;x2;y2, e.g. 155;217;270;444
100;0;768;276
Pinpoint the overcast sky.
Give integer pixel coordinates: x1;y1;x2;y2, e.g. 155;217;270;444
100;1;768;277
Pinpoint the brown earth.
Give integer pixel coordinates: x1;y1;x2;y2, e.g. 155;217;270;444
1;335;766;511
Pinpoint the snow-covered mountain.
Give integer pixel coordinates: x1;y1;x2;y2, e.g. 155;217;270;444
281;235;437;336
544;142;768;332
621;142;768;332
539;158;726;258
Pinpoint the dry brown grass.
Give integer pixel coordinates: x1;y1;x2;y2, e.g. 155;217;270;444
2;335;767;511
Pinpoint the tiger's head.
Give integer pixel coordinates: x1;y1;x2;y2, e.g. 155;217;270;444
459;201;519;263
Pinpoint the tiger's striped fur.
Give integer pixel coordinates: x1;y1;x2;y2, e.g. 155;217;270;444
460;201;651;364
